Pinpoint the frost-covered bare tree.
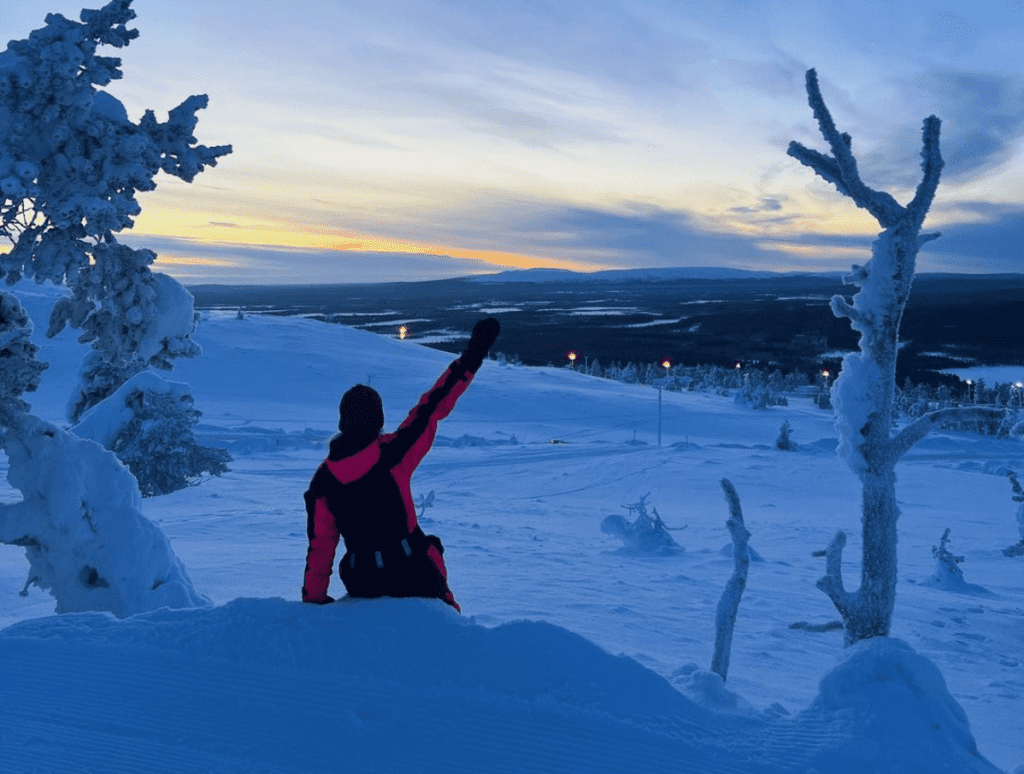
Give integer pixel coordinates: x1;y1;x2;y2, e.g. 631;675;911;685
788;69;1003;644
0;1;227;615
710;478;750;681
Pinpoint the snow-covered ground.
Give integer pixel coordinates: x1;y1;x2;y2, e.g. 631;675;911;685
2;282;1022;773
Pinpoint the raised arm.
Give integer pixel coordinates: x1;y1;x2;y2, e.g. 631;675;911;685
382;318;500;471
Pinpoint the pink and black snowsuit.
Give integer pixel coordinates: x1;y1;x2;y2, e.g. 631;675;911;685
301;358;477;611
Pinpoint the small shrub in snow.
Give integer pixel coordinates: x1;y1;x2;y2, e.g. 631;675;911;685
921;528;992;596
932;528;964;579
1003;471;1024;558
416;489;436;523
600;493;683;554
775;420;798;451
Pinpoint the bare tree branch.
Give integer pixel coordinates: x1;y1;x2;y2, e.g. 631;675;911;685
829;294;865;325
891;407;1005;460
906;115;944;226
786;141;851;197
815;530;853;615
795;69;904;228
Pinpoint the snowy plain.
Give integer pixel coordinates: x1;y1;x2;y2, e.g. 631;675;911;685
1;281;1022;773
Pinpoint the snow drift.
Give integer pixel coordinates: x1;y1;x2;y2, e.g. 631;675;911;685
0;597;1003;774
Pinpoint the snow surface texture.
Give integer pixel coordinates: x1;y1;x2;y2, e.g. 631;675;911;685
1;282;1021;772
0;599;1004;774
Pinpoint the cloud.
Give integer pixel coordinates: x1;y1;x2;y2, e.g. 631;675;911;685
729;197;786;214
503;203;784;269
861;71;1024;190
119;235;503;285
919;203;1024;272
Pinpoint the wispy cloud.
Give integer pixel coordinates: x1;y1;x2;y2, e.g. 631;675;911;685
860;71;1024;190
123;235;503;285
919;203;1024;272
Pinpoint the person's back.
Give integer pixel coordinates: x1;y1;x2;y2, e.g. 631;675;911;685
301;318;500;611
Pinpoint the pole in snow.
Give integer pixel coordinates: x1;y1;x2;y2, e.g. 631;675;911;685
658;360;671;447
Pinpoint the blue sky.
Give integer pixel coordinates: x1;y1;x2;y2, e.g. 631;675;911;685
8;0;1024;283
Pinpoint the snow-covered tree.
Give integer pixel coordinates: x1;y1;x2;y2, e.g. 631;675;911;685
0;293;208;615
788;69;1003;644
1;1;230;418
0;291;48;426
0;1;227;616
1003;471;1024;558
72;371;230;497
775;420;797;451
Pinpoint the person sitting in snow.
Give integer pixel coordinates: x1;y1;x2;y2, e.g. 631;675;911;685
301;318;500;611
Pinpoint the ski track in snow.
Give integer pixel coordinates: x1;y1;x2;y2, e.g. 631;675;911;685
2;290;1023;773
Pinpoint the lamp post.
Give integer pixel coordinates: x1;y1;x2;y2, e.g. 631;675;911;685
966;379;973;404
398;325;408;340
658;359;671;447
567;350;577;370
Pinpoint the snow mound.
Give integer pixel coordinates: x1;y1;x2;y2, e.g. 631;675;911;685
805;637;1000;773
0;598;1005;774
918;569;996;597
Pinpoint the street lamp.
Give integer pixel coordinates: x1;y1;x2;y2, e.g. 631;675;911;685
398;325;408;340
567;351;577;369
966;379;973;404
658;359;672;447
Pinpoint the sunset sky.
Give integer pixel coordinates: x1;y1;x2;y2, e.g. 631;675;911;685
7;0;1024;284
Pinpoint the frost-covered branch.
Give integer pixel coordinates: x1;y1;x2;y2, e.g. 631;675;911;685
815;530;853;617
891;407;1005;460
711;478;750;682
905;116;944;229
787;69;903;228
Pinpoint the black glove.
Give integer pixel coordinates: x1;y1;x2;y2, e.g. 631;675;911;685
462;317;500;373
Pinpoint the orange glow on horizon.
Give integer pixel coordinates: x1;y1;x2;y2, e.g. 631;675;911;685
131;210;608;275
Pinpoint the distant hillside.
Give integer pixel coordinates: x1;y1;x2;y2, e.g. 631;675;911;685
469;267;797;283
189;272;1024;385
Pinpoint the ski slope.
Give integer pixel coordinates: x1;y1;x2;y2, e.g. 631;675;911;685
2;283;1022;773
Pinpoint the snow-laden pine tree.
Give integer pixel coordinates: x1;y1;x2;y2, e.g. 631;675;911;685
0;1;232;494
0;1;227;616
788;69;1003;644
0;290;209;616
